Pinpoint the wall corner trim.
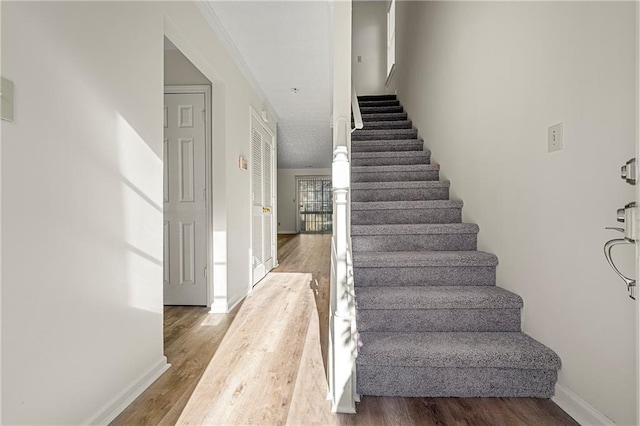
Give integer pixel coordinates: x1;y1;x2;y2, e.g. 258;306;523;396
195;2;280;122
552;383;615;426
209;299;230;314
85;357;170;425
210;292;247;314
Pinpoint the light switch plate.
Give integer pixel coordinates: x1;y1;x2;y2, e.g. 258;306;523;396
238;155;248;171
1;77;14;122
548;122;563;153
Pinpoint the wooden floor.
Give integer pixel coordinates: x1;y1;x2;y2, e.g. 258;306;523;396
113;233;578;426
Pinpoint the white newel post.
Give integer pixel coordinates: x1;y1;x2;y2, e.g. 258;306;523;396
330;134;356;414
328;0;356;414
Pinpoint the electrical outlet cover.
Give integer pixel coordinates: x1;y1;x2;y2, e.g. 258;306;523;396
1;77;14;122
548;122;563;153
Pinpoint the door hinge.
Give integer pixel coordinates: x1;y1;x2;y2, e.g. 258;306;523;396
202;109;206;122
204;188;207;201
204;266;208;279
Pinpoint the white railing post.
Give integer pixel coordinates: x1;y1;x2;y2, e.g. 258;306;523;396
329;126;356;414
328;0;357;414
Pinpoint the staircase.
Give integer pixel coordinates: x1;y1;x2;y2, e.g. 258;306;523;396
351;94;561;398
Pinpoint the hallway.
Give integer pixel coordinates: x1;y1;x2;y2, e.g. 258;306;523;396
114;234;577;425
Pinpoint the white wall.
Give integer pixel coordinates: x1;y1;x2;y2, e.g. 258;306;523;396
352;0;387;96
0;3;4;421
389;2;636;424
277;168;331;234
1;1;277;424
164;48;211;86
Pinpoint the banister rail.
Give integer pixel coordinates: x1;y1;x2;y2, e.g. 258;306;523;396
351;83;363;133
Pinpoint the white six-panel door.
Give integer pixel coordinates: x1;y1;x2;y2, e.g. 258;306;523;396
252;115;275;285
164;92;207;305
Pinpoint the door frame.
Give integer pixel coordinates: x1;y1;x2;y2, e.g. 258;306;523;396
295;175;333;234
164;85;213;306
249;106;277;291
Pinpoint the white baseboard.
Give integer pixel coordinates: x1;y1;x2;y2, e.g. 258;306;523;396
85;356;170;425
227;293;246;311
278;230;297;234
553;383;614;426
209;292;247;314
210;299;229;313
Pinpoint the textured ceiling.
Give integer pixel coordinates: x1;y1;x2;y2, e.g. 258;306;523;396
209;1;333;169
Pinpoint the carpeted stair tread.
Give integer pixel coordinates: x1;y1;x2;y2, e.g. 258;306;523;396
352;164;440;183
360;112;408;122
358;94;397;101
351;146;431;156
351;150;430;159
352;164;438;173
352;180;449;190
352;223;479;236
358;332;561;370
351;140;424;153
360;106;404;114
352;200;463;225
351;200;463;211
361;120;413;130
352;128;418;141
353;251;498;267
356;286;523;310
358;100;401;107
351;150;431;166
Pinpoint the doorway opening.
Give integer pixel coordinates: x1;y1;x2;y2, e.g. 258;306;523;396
163;36;213;306
296;176;333;234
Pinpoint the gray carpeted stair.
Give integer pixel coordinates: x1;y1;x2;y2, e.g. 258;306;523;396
352;128;418;141
360;105;404;114
352;139;424;153
358;112;408;122
351;150;431;166
359;99;401;107
352;200;463;224
352;180;450;202
352;223;479;251
352;164;440;182
351;94;561;398
357;120;413;129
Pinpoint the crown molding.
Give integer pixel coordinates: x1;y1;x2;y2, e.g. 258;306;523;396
195;2;280;121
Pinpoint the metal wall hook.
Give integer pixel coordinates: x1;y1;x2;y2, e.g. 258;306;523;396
603;235;636;300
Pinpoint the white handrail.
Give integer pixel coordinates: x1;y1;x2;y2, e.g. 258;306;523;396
351;83;363;133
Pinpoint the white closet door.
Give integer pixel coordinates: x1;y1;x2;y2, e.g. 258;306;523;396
163;92;207;305
263;135;274;271
252;126;266;284
251;116;275;285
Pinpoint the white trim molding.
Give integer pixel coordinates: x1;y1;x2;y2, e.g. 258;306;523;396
85;357;170;425
553;383;615;426
195;3;279;121
210;292;246;314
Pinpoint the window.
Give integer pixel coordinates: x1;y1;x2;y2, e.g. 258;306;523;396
297;177;333;234
387;0;396;78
